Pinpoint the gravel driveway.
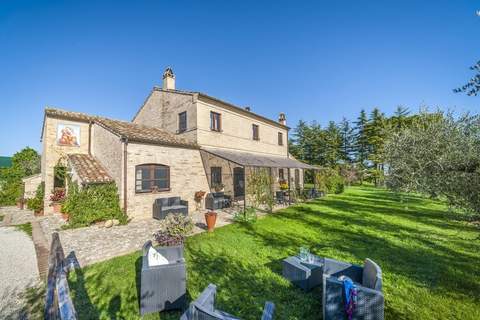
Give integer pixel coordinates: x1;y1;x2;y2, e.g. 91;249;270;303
0;226;40;319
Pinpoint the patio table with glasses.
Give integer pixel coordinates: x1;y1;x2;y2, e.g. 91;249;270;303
282;248;324;291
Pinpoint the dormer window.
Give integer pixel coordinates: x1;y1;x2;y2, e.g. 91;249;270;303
178;111;187;133
252;124;259;141
211;112;222;132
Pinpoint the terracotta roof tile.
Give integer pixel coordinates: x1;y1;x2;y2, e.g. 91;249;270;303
44;108;198;148
45;108;97;122
96;118;198;148
67;154;113;184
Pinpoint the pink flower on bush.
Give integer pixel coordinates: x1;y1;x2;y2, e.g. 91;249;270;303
50;188;66;203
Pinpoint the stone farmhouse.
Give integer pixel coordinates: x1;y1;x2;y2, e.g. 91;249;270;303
27;68;314;218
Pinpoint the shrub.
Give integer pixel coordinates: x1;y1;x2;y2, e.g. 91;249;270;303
62;182;127;228
27;197;43;212
27;182;45;212
153;214;193;246
233;207;257;223
316;168;345;194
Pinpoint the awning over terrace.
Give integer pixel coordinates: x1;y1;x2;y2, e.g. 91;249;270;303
201;147;318;169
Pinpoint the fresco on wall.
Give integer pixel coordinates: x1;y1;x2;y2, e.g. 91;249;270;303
57;124;80;147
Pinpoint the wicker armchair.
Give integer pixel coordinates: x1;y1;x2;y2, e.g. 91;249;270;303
180;284;275;320
322;258;384;320
140;241;186;316
153;197;188;220
205;192;231;210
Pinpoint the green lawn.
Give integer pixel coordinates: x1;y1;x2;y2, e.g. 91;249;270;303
15;222;33;237
68;186;480;319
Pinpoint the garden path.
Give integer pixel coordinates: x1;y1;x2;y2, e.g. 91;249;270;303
0;226;39;319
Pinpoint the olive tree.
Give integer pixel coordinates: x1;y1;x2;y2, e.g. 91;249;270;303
384;111;480;215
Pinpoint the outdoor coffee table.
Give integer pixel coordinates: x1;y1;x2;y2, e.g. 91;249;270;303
282;255;324;291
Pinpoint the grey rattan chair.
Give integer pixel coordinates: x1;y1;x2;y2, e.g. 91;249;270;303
140;241;186;316
153;197;188;220
180;284;275;320
322;258;384;320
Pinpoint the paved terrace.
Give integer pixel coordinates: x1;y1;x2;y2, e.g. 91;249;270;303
1;202;282;270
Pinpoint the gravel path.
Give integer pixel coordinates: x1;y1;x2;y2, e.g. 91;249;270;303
0;226;40;319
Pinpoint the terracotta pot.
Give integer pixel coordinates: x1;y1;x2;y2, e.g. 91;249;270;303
204;211;217;232
52;203;62;214
17;201;24;210
34;209;44;217
61;212;69;222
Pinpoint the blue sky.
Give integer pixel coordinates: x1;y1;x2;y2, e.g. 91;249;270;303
0;0;479;155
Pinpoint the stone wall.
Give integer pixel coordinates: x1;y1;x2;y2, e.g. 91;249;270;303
125;142;209;219
91;123;124;198
22;174;42;199
199;150;240;197
133;89;197;142
42;116;90;214
196;99;288;157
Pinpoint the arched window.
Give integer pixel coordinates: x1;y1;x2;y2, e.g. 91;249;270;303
135;164;170;193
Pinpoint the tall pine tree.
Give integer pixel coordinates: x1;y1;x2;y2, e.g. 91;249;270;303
339;117;355;163
354;109;369;164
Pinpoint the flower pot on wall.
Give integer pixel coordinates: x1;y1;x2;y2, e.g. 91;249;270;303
204;211;217;232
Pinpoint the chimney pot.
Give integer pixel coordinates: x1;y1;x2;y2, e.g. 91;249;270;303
279;112;286;125
162;67;175;90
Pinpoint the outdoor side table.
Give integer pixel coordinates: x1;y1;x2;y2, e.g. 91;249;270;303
282;255;324;291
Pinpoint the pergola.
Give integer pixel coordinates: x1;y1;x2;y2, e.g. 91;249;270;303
200;147;320;212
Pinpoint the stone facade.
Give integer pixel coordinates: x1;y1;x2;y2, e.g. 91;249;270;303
200;150;240;197
196;98;288;157
91;123;124;199
125;142;209;219
22;174;42;199
133;90;198;143
41;117;90;214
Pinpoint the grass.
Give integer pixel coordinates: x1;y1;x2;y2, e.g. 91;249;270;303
15;222;33;237
68;186;480;319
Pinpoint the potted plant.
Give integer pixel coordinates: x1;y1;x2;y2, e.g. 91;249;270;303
27;197;44;216
213;183;225;193
153;214;194;247
279;179;289;191
16;197;25;210
204;210;217;232
194;191;206;211
50;188;66;214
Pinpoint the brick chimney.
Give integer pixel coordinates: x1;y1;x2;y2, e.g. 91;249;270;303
162;67;175;90
279;112;286;125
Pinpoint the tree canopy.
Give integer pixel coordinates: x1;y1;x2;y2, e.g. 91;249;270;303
454;60;480;96
0;147;40;205
384;111;480;215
